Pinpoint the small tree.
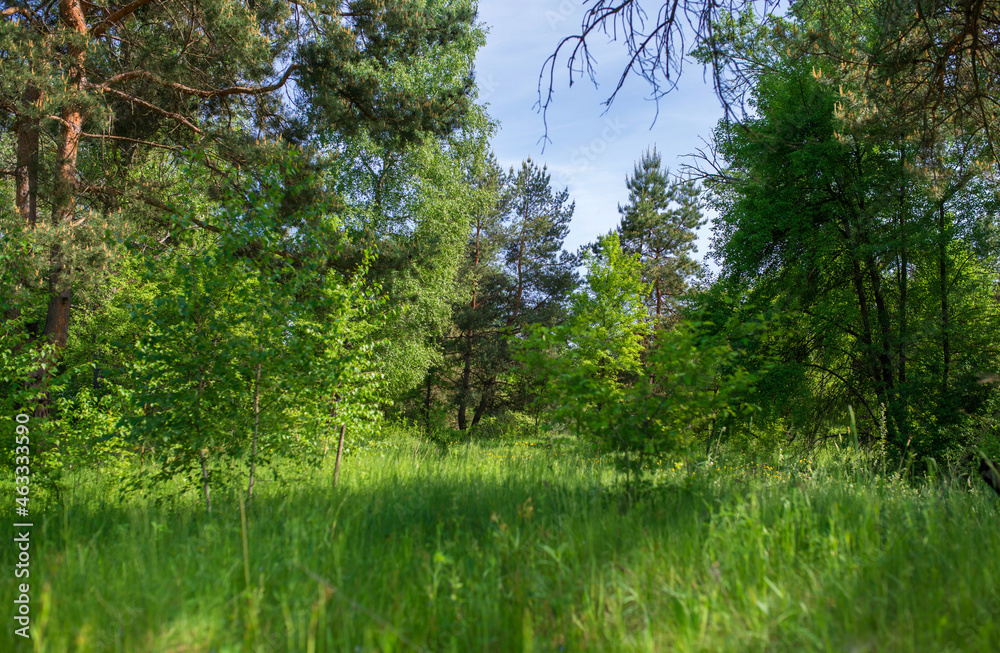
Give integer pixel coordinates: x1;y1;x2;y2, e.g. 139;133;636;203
564;233;651;387
519;236;754;497
127;156;386;511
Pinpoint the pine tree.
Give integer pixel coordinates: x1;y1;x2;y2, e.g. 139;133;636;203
0;0;479;409
502;159;578;330
451;158;578;428
617;148;705;323
450;152;507;431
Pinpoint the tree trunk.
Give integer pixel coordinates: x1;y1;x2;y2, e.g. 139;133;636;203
42;288;73;350
655;278;662;322
653;237;662;321
848;247;875;366
865;253;901;443
247;355;262;503
200;448;212;514
895;170;909;445
896;153;908;391
43;0;88;351
194;344;212;513
3;84;40;331
458;340;471;430
458;222;481;430
14;85;40;229
424;371;433;438
846;224;898;442
333;424;347;487
939;203;951;395
471;382;492;428
898;249;908;387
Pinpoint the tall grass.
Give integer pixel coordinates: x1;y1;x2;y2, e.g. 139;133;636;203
2;433;999;652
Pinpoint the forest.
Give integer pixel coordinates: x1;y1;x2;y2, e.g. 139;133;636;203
1;0;999;651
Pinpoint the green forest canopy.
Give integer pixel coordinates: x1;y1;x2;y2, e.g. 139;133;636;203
1;0;998;505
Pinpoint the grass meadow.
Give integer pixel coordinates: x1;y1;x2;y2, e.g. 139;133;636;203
2;430;1000;652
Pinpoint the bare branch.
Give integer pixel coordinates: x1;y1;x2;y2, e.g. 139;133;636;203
537;0;779;144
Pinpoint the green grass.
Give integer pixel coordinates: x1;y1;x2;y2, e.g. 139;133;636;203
3;434;1000;652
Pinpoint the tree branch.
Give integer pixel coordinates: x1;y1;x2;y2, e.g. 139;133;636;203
91;0;159;39
80;131;182;152
83;83;203;133
99;65;300;99
1;6;44;30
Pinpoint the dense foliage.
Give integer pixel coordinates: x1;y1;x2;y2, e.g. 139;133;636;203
2;3;1000;651
1;0;997;508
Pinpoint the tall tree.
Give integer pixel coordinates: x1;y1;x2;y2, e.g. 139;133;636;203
446;159;578;428
502;159;578;330
334;111;496;401
0;0;478;395
617;148;705;322
700;16;1000;455
449;152;507;430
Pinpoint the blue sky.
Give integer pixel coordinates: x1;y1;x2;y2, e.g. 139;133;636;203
473;0;726;265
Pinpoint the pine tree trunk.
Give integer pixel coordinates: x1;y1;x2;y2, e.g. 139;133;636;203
44;0;88;351
14;85;40;229
3;85;40;330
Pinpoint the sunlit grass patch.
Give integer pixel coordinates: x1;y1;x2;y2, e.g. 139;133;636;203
1;432;997;651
